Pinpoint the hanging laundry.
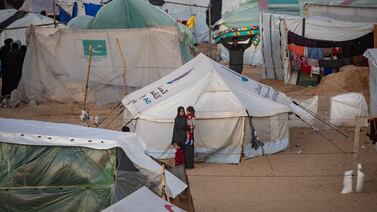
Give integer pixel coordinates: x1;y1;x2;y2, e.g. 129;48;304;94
306;47;324;59
323;67;333;75
300;58;311;74
288;44;305;56
332;47;343;56
341;33;373;57
319;59;342;69
323;48;332;57
367;118;377;144
307;58;319;67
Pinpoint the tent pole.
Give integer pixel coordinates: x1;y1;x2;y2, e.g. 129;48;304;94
208;3;212;58
83;44;93;114
374;24;377;48
53;0;57;28
115;37;128;95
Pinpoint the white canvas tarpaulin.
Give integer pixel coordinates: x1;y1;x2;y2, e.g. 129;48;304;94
0;9;60;45
261;12;374;83
122;53;292;164
102;186;184;212
0;118;187;198
161;0;247;43
304;4;377;23
330;93;368;127
12;25;184;105
364;49;377;115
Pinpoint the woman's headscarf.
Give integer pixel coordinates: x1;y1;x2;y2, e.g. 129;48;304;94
176;106;185;119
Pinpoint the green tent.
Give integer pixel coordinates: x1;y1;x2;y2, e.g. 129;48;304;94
88;0;194;62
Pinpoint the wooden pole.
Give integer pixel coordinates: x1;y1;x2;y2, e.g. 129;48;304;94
83;44;93;113
115;37;128;95
161;164;170;202
353;116;361;191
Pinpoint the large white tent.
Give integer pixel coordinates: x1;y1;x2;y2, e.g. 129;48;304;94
122;53;292;164
0;9;60;45
0;118;187;199
364;49;377;115
11;25;185;105
261;12;374;84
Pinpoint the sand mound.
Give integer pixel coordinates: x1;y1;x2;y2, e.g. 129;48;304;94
296;65;369;96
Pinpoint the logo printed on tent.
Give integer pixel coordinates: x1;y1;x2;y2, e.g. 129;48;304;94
82;39;107;56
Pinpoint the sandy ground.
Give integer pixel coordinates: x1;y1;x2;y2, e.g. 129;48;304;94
1;63;377;211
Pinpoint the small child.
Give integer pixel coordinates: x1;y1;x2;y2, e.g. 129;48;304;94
174;143;185;167
185;106;195;145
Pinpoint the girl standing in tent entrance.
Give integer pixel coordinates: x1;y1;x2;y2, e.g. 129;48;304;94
185;106;195;169
172;106;189;166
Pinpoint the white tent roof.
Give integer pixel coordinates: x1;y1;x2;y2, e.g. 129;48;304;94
0;118;187;198
0;9;61;45
102;186;185;212
305;4;377;23
268;13;374;42
122;53;291;121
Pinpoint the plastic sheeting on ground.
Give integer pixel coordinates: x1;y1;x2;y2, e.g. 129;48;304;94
103;186;185;212
0;118;187;203
11;25;184;106
364;49;377;116
330;93;368;127
122;53;291;164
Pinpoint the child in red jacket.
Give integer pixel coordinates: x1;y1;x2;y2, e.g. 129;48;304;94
174;143;185;167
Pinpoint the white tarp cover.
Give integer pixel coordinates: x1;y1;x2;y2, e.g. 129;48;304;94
12;25;184;105
102;186;184;212
122;53;291;163
0;118;187;198
0;9;60;45
161;0;246;43
305;4;377;23
330;93;369;126
364;49;377;115
261;12;374;83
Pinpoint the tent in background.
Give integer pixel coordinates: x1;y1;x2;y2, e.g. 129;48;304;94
159;0;246;43
0;9;61;45
364;49;377;116
329;93;368;126
11;25;185;105
70;0;195;63
261;13;374;84
122;53;292;164
0;118;187;211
